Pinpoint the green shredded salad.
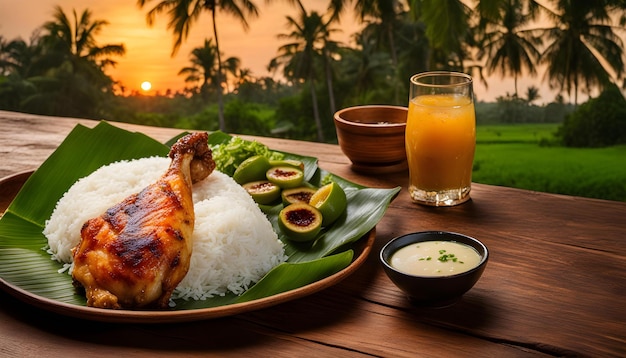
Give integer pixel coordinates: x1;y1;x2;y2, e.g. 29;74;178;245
211;136;284;176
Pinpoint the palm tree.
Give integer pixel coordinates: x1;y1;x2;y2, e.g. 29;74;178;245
0;35;42;111
137;0;260;131
0;36;28;77
271;6;332;142
0;36;13;75
328;0;404;66
540;0;626;105
476;0;543;97
329;0;406;103
42;6;125;77
178;39;219;98
235;67;254;88
288;0;342;119
320;36;342;116
222;56;242;93
355;1;405;69
340;31;394;104
409;0;474;71
525;85;541;104
5;6;125;118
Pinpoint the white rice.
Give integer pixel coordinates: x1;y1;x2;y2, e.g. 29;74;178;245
43;156;287;300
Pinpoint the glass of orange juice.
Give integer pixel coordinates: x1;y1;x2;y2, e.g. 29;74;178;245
406;72;476;206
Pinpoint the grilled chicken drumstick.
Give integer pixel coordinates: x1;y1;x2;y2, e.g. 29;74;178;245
72;132;215;309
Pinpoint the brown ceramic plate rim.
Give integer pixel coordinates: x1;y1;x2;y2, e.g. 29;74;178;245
0;170;375;324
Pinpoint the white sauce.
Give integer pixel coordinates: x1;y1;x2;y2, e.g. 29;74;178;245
390;241;481;277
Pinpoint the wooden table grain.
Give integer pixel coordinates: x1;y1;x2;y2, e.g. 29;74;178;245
1;110;625;357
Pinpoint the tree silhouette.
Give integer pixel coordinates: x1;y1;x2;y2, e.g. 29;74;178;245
0;35;44;78
222;56;242;93
271;5;332;142
0;7;124;118
477;0;543;97
339;31;393;104
410;0;474;71
330;0;406;102
42;6;125;74
541;0;626;105
137;0;260;131
178;38;219;99
525;85;541;104
0;35;44;110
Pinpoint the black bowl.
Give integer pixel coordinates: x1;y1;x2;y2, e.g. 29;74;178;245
380;231;488;307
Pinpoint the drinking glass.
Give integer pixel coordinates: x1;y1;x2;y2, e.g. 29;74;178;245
406;71;476;206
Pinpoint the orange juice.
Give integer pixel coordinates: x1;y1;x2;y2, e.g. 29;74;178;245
406;94;475;205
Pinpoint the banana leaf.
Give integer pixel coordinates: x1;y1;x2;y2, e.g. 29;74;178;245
0;121;400;311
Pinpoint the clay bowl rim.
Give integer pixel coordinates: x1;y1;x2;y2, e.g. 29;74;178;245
334;105;408;130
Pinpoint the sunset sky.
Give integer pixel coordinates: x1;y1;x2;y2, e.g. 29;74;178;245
0;0;609;103
2;0;336;93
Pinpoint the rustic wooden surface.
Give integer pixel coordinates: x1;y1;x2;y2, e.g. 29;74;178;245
1;110;625;357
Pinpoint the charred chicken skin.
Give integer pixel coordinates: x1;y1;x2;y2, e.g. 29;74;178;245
71;132;215;309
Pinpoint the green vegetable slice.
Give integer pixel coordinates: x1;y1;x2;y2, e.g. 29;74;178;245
281;186;317;206
310;182;348;226
233;155;272;184
269;159;304;170
278;203;323;242
266;166;304;188
243;180;281;204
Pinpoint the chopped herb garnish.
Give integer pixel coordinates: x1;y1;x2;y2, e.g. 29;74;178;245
438;252;464;263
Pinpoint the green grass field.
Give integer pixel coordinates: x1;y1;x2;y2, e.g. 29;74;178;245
474;124;626;202
477;123;558;144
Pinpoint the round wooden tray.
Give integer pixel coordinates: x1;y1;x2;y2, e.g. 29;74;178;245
0;171;375;323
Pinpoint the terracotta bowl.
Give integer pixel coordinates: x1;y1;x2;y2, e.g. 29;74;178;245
380;231;489;307
333;105;407;173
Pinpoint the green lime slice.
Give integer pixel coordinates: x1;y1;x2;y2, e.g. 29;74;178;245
233;155;271;184
309;182;347;226
281;186;318;206
278;203;323;242
269;159;305;170
242;180;281;204
266;166;304;189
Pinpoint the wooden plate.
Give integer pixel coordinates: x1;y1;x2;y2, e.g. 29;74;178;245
0;171;375;323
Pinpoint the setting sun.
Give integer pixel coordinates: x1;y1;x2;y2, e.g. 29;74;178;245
140;81;152;91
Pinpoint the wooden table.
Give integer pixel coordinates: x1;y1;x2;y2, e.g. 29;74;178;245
1;110;625;357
